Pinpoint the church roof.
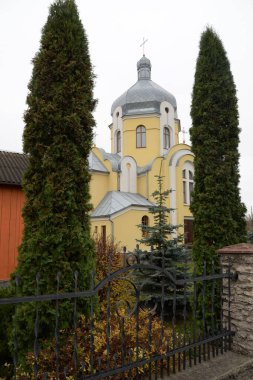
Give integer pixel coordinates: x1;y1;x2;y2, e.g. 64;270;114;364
91;191;153;218
111;55;177;116
0;151;29;186
98;148;121;172
88;151;109;173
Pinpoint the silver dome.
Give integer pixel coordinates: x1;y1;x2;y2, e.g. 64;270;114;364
111;55;177;116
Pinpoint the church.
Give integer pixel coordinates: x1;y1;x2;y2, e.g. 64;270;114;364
0;55;194;280
89;55;194;250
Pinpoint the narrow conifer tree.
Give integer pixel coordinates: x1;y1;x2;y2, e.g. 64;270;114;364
135;175;188;316
13;0;96;350
190;27;246;274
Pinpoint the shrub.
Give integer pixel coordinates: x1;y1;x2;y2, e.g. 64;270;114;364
15;235;182;379
20;309;173;379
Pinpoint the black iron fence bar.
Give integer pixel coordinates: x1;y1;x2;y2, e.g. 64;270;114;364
0;290;97;305
175;272;236;285
82;330;234;380
183;265;187;370
228;260;232;350
0;267;236;306
0;257;235;380
55;272;60;379
202;262;207;362
220;265;224;356
33;274;40;379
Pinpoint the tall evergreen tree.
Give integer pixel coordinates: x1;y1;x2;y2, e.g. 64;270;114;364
13;0;96;349
190;27;246;274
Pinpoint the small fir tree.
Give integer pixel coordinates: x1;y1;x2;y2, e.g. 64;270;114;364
135;175;188;315
12;0;96;353
190;27;246;275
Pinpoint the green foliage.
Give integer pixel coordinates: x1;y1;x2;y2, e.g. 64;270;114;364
20;310;174;379
93;234;134;309
190;27;246;275
0;285;14;379
135;175;189;315
12;0;96;355
16;235;180;379
248;232;253;244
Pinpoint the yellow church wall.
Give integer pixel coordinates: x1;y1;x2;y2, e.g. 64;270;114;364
137;173;148;198
91;208;157;252
147;157;174;223
175;154;194;233
146;157;167;200
91;219;112;240
141;148;194;231
90;172;109;209
107;171;118;192
166;143;191;161
112;209;151;251
91;147;119;193
122;116;160;166
97;160;118;192
91;147;104;163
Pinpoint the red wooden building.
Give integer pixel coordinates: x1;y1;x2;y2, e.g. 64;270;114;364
0;151;28;280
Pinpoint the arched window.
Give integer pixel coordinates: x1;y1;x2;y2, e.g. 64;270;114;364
163;127;170;149
116;130;121;153
182;168;194;205
136;125;146;148
141;215;149;237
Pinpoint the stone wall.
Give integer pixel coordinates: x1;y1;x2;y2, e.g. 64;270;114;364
219;243;253;356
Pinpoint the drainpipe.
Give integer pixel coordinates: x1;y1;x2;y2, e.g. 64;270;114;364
109;216;114;243
146;171;149;199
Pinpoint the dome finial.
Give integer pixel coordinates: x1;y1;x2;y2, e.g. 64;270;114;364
137;55;151;80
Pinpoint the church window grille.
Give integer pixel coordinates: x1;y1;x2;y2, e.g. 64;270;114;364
163;127;170;149
182;169;194;205
136;125;146;148
183;181;187;204
116;131;121;153
189;181;194;204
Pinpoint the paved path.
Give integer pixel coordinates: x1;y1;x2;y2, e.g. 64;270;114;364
160;351;253;380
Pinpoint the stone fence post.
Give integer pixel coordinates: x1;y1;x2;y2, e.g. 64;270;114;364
219;243;253;356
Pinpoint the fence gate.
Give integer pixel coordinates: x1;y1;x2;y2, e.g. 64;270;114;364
0;249;235;379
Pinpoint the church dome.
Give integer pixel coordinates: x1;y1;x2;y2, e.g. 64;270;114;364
111;55;177;116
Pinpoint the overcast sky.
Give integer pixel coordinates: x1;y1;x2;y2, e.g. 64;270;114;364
0;0;252;212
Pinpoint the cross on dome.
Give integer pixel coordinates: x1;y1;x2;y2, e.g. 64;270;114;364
181;127;188;144
140;37;148;56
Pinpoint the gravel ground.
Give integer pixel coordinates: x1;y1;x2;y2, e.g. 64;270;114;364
166;351;253;380
225;368;253;380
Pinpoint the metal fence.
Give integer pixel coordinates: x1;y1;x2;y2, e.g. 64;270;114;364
0;250;235;379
